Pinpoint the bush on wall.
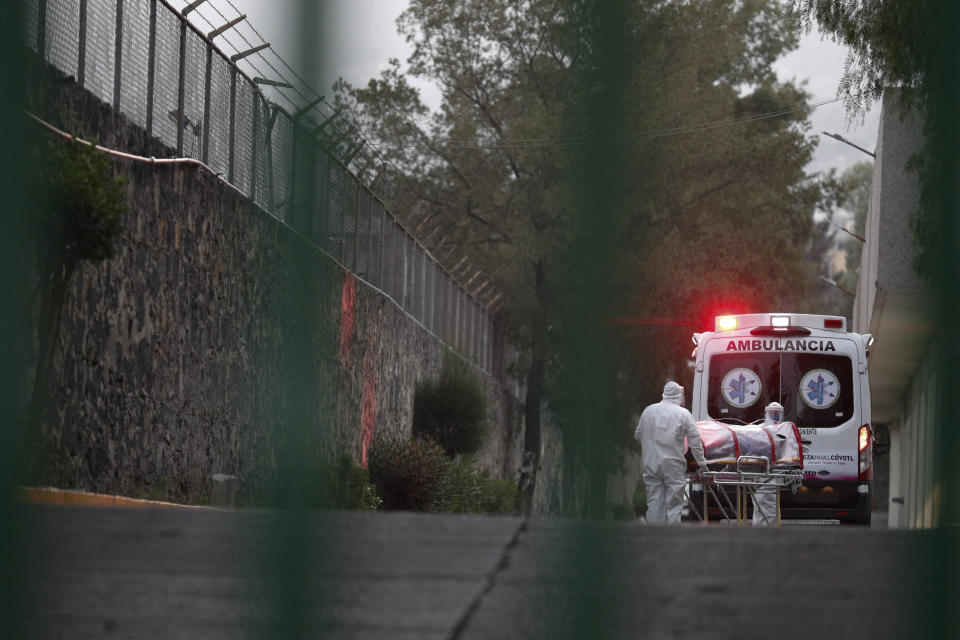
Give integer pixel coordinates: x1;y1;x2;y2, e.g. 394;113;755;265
433;458;518;515
320;454;381;511
412;353;487;457
368;436;518;514
368;435;448;510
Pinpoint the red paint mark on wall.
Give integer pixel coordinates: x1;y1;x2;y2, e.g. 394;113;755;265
339;273;357;367
359;345;378;468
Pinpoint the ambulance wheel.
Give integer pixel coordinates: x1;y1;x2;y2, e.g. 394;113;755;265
849;493;872;525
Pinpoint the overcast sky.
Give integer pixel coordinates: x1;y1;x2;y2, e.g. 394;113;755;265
174;0;879;179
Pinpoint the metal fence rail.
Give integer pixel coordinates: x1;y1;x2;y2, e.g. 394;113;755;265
24;0;495;373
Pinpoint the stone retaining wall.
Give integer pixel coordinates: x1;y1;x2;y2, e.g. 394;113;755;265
25;68;561;507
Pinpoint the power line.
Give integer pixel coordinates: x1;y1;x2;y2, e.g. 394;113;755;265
363;98;844;150
172;2;838;161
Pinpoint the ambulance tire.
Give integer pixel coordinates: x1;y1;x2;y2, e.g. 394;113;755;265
849;493;872;526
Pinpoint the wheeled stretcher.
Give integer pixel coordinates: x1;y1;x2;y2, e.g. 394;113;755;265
687;456;804;525
684;420;805;526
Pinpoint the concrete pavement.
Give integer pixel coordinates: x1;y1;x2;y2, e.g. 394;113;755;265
18;505;923;639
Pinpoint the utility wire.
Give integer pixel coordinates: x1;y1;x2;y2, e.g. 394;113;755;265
173;3;837;165
364;97;844;150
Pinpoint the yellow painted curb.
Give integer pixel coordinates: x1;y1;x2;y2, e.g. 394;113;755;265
19;487;214;510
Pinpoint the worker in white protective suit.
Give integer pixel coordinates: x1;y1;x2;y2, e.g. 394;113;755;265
752;402;784;526
635;381;708;524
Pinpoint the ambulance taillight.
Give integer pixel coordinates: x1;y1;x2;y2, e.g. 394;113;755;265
858;424;873;482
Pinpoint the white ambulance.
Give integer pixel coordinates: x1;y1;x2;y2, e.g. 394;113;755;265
690;313;874;524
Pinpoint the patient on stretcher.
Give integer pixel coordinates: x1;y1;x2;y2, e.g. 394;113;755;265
685;419;803;470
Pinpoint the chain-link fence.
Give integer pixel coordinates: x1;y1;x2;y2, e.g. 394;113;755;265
24;0;495;373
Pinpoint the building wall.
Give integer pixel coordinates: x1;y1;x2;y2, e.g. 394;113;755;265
888;338;939;528
875;106;924;294
853;93;924;332
853;90;937;529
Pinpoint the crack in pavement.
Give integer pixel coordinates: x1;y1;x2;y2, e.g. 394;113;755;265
446;518;529;640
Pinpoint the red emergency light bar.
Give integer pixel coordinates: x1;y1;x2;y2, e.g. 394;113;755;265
717;316;737;331
713;314;847;332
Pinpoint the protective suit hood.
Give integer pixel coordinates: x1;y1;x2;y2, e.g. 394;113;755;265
662;381;684;406
763;401;784;425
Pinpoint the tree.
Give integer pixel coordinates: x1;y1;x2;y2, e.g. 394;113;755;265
783;1;940;279
337;0;836;516
835;161;872;292
412;353;487;457
785;1;927;117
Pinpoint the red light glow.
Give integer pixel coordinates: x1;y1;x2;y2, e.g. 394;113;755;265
717;316;738;331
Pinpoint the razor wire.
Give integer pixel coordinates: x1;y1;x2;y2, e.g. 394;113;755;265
25;0;495;373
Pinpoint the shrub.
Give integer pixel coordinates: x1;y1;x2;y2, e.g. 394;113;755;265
433;459;518;515
368;437;518;514
33;137;128;265
320;454;381;511
413;354;488;457
368;436;448;510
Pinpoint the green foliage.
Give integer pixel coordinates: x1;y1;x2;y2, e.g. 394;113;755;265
234;453;381;510
34;138;127;266
368;435;517;513
784;1;942;279
433;458;518;515
785;1;926;119
368;435;449;510
320;454;381;511
836;161;873;292
412;354;488;457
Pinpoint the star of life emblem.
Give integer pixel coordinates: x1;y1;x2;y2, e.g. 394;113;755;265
800;369;840;409
721;368;761;408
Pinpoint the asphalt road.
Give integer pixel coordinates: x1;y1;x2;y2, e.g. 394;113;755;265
15;505;931;639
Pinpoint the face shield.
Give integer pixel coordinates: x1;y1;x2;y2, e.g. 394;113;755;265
764;402;784;424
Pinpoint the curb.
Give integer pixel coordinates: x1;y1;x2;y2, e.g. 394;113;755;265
19;487;214;510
